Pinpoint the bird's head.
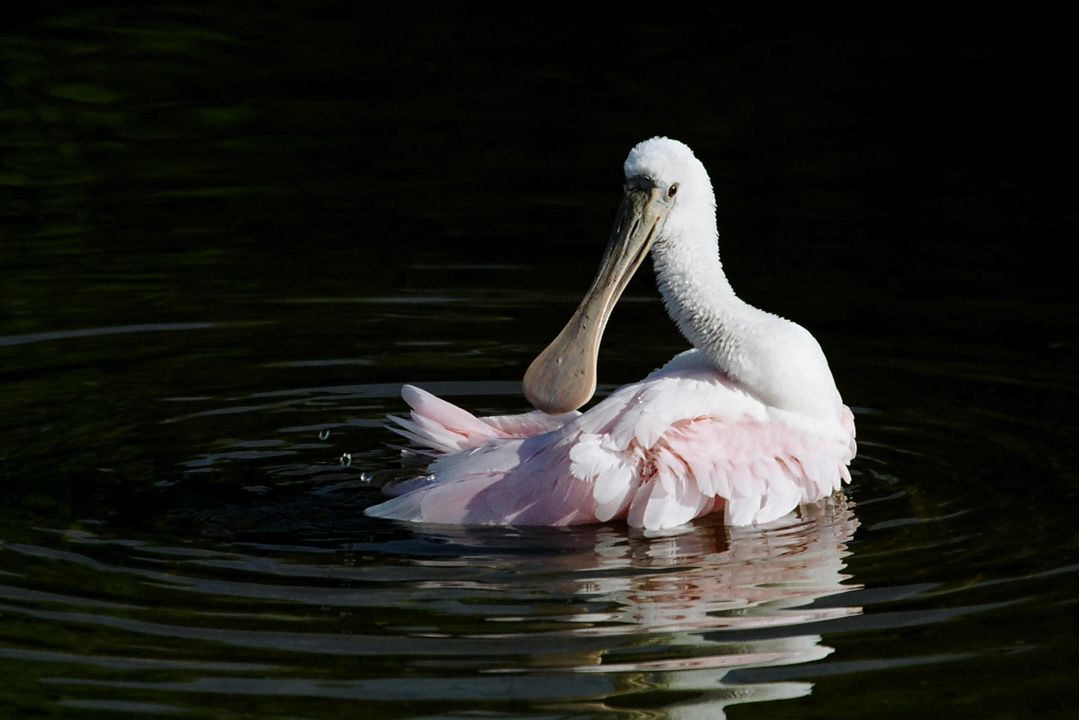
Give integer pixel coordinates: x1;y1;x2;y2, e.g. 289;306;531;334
523;137;712;414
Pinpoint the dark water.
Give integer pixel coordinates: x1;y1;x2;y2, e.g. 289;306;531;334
2;4;1078;718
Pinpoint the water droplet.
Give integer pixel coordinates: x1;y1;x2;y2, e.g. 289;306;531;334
318;429;330;440
339;452;352;467
359;471;372;484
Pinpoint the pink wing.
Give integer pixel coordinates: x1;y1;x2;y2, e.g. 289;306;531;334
573;416;853;529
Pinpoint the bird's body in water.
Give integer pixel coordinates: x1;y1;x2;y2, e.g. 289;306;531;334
366;138;855;531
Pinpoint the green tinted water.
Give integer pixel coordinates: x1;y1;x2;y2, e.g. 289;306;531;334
2;5;1077;718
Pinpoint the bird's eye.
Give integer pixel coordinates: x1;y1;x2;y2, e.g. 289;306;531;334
667;183;679;198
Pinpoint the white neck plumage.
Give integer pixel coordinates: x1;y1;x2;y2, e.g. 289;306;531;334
650;202;842;425
651;199;747;372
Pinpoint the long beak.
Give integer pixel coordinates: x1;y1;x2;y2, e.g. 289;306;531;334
523;182;670;414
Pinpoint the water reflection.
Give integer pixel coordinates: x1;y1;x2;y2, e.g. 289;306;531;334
420;501;860;717
1;501;859;717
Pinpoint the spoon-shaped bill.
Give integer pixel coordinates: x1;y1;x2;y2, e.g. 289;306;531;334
523;184;670;414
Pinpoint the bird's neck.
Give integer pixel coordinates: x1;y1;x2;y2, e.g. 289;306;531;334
651;219;844;423
651;221;757;373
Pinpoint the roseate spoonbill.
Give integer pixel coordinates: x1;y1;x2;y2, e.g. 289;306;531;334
365;138;855;530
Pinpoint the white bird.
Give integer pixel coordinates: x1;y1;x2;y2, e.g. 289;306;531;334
365;137;856;530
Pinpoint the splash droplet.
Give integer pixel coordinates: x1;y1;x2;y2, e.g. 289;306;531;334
318;429;330;440
339;452;352;467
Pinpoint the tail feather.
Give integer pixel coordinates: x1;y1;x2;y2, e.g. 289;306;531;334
390;385;507;453
391;385;578;454
384;414;439;450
